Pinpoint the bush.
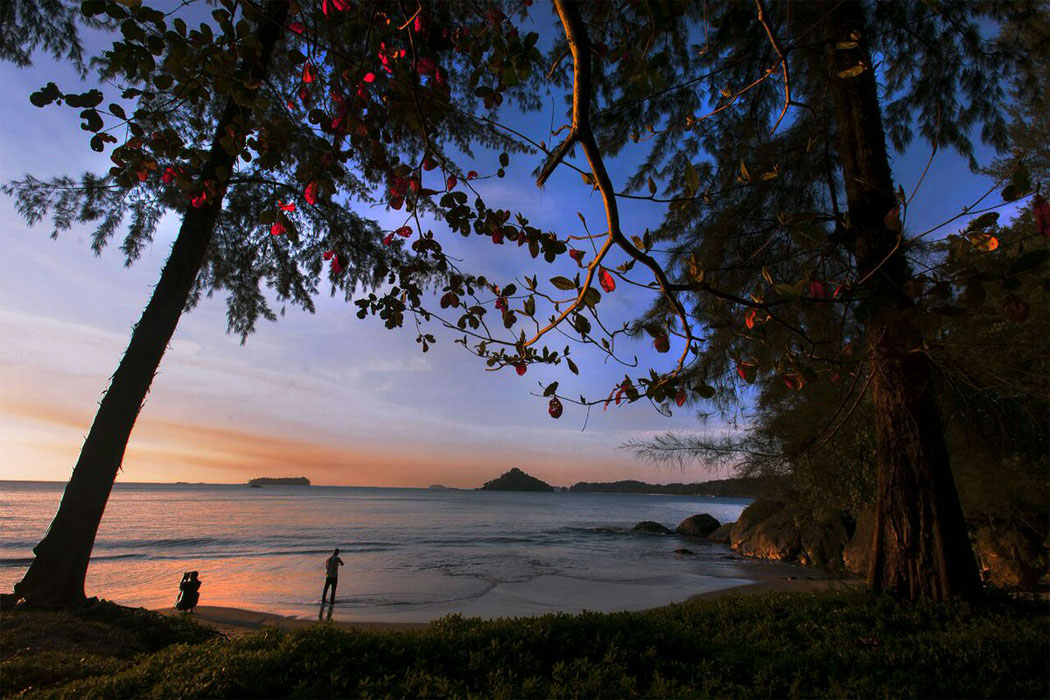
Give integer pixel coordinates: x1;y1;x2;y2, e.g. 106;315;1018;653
13;591;1046;699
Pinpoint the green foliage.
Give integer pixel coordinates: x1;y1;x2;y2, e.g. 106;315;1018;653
1;599;218;696
8;593;1047;699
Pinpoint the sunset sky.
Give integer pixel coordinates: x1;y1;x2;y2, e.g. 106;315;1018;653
0;14;1017;488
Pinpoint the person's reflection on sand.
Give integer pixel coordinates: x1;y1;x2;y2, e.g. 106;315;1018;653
318;603;333;621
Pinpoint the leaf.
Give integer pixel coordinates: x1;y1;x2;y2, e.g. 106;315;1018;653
304;181;319;204
675;389;687;407
836;41;859;50
837;63;867;79
581;287;601;308
550;276;575;291
968;233;999;252
647;176;657;195
515;363;527;376
29;82;62;108
599;267;615;293
543;381;559;397
695;385;716;399
565;357;579;375
79;109;103;132
761;266;773;285
738;160;751;182
966;212;999;230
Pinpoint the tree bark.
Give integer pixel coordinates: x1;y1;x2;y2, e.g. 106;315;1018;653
10;0;290;606
825;0;980;601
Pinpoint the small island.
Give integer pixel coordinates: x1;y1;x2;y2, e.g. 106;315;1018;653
479;467;554;492
247;477;310;487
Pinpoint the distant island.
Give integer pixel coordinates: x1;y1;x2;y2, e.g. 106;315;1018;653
427;484;455;490
247;477;311;487
479;468;554;492
568;476;782;498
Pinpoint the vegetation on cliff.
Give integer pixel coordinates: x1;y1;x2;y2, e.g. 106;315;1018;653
569;477;784;499
479;468;554;492
247;477;311;487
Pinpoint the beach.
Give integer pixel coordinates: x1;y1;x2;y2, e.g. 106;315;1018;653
160;575;855;637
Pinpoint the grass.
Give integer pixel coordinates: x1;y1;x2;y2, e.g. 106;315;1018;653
2;591;1046;698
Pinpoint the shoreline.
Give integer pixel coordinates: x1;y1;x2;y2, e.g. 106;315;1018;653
157;575;860;637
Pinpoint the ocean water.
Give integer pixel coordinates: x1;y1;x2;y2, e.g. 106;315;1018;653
0;482;804;622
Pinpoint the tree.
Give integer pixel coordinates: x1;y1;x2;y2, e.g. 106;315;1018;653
401;0;1042;600
2;0;525;606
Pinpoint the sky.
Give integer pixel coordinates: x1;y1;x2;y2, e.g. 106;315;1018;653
0;6;1018;488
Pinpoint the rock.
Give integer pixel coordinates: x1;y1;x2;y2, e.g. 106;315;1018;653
675;513;721;537
730;500;801;561
842;509;874;576
632;521;673;534
674;548;695;555
707;522;734;544
799;510;854;569
974;521;1045;590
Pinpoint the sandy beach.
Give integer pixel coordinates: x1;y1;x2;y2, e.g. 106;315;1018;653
158;575;859;637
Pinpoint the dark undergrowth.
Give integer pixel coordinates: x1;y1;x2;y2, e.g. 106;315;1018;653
2;590;1046;698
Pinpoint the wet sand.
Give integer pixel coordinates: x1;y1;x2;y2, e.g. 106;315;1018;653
159;576;862;637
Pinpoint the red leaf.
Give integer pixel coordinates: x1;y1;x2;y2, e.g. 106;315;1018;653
599;267;616;293
304;181;319;204
783;373;804;391
675;389;687;407
323;250;334;260
809;281;827;300
161;167;176;184
422;157;437;171
653;337;670;353
302;62;315;84
467;170;478;180
568;249;584;266
362;72;376;83
416;57;438;77
289;22;305;34
495;296;507;312
330;254;343;275
744;308;756;329
1035;194;1050;239
191;191;207;208
382;232;395;246
515;362;527;376
395;226;413;237
548;397;563;419
446;175;457;190
278;200;295;212
270;221;286;236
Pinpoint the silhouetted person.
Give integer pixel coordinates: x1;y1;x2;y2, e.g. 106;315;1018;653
322;549;343;604
174;571;201;613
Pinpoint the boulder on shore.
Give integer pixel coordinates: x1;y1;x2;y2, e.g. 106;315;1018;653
730;500;802;561
974;520;1046;590
675;513;721;537
707;522;734;544
632;521;673;535
842;508;874;576
799;510;854;569
674;547;696;555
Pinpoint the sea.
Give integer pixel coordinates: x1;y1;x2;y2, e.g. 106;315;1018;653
0;481;806;622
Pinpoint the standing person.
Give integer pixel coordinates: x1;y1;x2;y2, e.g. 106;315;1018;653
321;548;343;605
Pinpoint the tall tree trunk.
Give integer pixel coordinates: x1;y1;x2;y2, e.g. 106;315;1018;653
9;0;290;607
825;0;980;601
